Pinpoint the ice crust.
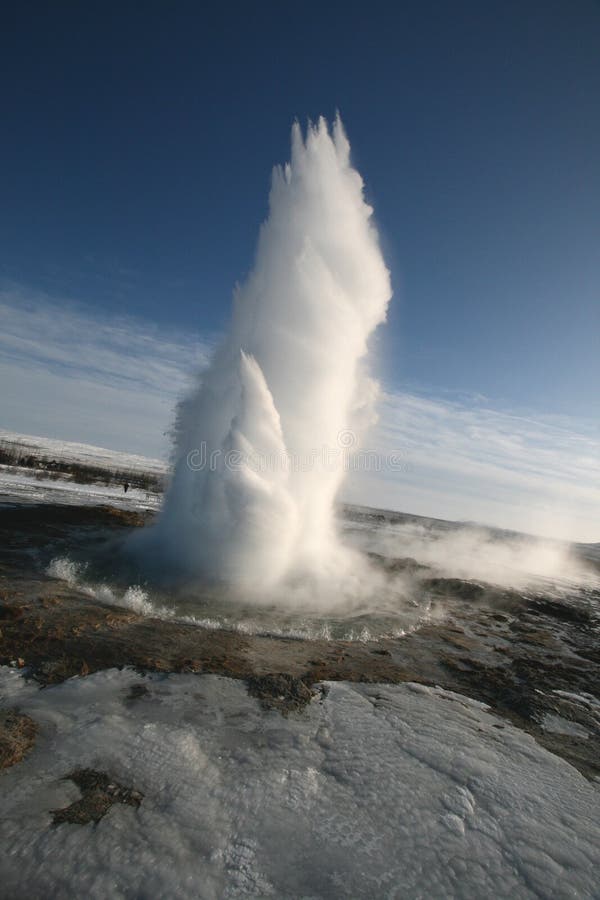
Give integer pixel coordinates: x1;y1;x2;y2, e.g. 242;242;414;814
1;667;598;898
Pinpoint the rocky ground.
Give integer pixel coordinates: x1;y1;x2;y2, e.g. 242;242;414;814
1;503;599;780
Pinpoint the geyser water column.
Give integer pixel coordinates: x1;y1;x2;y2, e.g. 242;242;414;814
143;116;392;593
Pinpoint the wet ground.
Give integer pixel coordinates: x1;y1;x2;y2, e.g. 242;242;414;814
1;503;599;779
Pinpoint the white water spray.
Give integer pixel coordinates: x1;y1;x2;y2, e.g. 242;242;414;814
140;117;392;595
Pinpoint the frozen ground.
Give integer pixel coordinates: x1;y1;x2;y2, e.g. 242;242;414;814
0;430;168;476
0;468;161;512
0;430;165;512
1;666;598;899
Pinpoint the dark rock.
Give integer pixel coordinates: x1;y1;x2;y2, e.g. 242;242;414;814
422;578;488;602
0;604;25;620
51;768;143;825
367;552;430;574
421;577;523;611
527;597;593;625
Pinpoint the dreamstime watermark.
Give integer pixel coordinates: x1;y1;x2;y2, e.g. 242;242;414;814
186;428;410;475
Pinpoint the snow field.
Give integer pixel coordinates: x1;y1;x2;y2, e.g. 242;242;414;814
1;667;598;899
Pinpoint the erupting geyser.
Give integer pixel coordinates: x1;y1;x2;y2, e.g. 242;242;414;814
140;116;392;595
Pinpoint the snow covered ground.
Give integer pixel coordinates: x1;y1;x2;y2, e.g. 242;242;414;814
0;430;166;511
0;468;161;511
1;666;598;899
0;430;168;476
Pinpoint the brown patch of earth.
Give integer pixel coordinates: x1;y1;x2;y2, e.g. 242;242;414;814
51;768;143;825
0;708;37;769
246;673;317;714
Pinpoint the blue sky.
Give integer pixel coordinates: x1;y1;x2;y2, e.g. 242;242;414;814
1;1;599;539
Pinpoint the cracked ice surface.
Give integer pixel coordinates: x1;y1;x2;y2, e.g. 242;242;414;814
0;666;598;898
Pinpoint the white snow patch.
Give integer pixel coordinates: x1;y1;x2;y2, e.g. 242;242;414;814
541;714;589;740
0;667;598;898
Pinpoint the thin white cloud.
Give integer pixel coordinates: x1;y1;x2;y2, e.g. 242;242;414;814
0;285;211;457
0;285;208;394
0;285;598;541
350;391;600;541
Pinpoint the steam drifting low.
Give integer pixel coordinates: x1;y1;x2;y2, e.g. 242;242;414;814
136;117;392;594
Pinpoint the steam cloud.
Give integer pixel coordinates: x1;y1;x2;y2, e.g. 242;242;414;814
136;117;392;595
